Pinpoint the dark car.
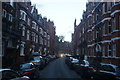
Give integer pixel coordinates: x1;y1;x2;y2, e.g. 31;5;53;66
93;63;120;80
1;69;30;80
75;60;96;80
30;56;45;69
18;63;39;79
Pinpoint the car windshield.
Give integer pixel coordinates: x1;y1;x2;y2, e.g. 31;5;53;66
20;63;31;69
33;56;40;60
72;59;79;62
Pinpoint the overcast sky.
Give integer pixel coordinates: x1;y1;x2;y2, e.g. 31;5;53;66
31;0;87;42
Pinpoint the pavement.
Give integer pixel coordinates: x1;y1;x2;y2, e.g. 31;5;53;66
39;57;81;79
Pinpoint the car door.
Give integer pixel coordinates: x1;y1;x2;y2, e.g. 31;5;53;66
2;70;19;80
99;65;116;80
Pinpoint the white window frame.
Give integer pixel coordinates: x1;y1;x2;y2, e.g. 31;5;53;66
82;28;84;34
7;39;12;47
108;45;112;57
36;25;38;31
93;15;95;23
36;35;38;43
93;31;94;40
27;18;30;26
32;21;36;29
112;17;116;31
20;10;27;21
34;33;36;42
102;45;105;57
96;13;99;21
22;26;25;36
32;32;34;41
41;38;43;45
92;48;94;56
48;35;50;40
48;41;50;47
103;23;106;35
112;44;116;57
44;32;46;37
42;30;44;36
108;22;112;33
40;36;43;45
113;0;116;6
107;2;111;11
119;15;120;27
44;39;47;45
27;30;30;40
96;31;99;38
79;33;81;38
2;9;7;17
9;14;13;22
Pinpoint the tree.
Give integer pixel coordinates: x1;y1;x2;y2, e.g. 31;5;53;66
59;35;64;42
55;35;60;54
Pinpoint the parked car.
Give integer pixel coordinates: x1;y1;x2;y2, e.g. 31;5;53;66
18;63;39;79
46;55;56;61
75;60;95;80
93;63;120;80
30;56;45;69
65;55;76;67
68;58;79;69
1;69;30;80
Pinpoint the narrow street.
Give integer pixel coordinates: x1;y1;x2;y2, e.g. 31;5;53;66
39;57;81;79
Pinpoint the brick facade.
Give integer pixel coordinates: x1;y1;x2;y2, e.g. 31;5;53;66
73;2;120;66
2;1;56;67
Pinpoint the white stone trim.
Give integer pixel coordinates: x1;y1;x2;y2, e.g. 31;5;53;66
111;10;120;16
87;14;92;18
101;17;111;23
111;37;120;41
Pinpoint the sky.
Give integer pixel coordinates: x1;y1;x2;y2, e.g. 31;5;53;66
31;0;87;42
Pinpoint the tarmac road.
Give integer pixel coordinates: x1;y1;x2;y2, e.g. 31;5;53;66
39;57;81;79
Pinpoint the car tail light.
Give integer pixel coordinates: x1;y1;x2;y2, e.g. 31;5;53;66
23;72;32;75
85;67;92;69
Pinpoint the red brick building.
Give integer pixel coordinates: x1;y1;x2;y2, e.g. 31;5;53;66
2;2;19;67
47;20;56;55
73;2;120;66
2;1;56;67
